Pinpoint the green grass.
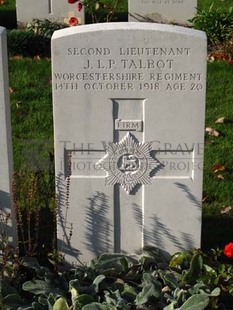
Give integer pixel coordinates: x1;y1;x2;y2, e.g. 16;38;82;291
198;0;233;11
9;59;53;171
203;62;233;211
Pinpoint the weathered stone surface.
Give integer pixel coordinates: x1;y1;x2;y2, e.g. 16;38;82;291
52;23;206;263
128;0;197;24
16;0;84;25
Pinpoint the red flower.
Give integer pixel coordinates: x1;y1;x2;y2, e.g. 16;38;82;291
228;59;233;65
224;242;233;258
68;0;78;3
77;1;83;11
69;17;78;26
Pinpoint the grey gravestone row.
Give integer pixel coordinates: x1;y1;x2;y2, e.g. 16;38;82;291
16;0;85;26
16;0;197;26
129;0;197;25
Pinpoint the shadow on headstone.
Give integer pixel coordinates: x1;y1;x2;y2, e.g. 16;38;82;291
85;191;112;256
128;13;158;23
133;201;196;251
175;182;202;211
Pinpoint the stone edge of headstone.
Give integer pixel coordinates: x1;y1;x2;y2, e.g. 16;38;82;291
0;26;17;246
52;22;207;41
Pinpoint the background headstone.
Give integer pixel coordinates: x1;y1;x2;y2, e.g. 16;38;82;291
0;27;16;244
128;0;197;25
16;0;85;26
52;23;207;263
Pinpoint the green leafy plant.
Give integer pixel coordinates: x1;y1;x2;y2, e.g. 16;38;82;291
7;29;51;57
27;19;68;39
12;171;56;261
208;32;233;64
0;211;19;280
7;19;67;57
189;5;233;45
3;247;233;309
81;0;126;23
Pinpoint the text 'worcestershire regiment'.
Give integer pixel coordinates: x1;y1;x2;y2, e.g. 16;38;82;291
54;47;204;92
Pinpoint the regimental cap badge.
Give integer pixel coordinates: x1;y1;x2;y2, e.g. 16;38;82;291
97;132;159;194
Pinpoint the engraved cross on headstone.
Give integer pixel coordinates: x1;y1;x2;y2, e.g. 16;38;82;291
48;0;53;14
60;98;197;261
52;23;206;264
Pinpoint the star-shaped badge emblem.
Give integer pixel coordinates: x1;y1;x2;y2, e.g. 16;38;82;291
97;133;159;194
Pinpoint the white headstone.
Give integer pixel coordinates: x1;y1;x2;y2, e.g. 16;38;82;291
129;0;197;25
52;23;207;263
16;0;85;26
0;27;16;244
